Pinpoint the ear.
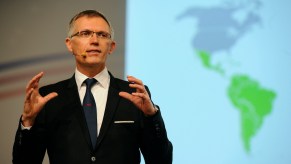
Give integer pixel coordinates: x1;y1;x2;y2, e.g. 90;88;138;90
108;41;116;54
65;37;73;52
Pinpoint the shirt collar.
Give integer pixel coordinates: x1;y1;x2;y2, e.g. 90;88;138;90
75;67;110;90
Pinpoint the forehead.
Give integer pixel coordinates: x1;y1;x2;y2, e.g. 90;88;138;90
73;16;110;32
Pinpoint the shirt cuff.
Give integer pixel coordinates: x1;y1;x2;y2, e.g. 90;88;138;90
20;122;32;130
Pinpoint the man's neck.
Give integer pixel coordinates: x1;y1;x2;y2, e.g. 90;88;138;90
76;65;105;78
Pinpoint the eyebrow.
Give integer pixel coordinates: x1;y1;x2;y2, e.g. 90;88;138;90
79;29;110;33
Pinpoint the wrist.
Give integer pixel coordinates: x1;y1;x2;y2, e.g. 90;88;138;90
144;105;159;117
21;114;35;127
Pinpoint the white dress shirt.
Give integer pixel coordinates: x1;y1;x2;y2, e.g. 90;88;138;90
75;67;110;135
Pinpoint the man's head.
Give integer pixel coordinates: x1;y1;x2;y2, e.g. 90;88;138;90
65;10;116;76
67;10;114;39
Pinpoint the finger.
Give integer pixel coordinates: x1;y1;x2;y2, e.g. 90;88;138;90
127;76;145;93
43;92;58;103
132;92;147;99
127;76;143;85
25;88;34;102
129;83;147;93
26;72;44;92
119;92;133;101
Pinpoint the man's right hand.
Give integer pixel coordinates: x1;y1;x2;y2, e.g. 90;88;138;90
22;72;58;127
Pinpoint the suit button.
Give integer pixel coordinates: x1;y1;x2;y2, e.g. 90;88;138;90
91;156;96;162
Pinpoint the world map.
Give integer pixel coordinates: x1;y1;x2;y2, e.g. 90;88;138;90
127;0;291;163
177;0;276;153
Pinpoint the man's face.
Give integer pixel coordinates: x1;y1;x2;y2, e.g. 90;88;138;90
65;16;116;70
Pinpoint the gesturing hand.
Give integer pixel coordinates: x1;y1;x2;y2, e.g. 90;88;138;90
119;76;157;116
22;72;58;127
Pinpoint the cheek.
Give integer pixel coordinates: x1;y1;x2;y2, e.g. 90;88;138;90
72;42;85;53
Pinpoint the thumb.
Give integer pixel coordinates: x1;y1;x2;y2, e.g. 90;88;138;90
119;92;132;101
44;92;58;103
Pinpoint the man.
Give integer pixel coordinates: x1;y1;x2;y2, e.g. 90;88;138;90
13;10;172;164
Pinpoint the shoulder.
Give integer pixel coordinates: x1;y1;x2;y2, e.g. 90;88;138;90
113;77;129;87
109;73;151;95
39;76;74;95
111;76;131;89
108;73;135;93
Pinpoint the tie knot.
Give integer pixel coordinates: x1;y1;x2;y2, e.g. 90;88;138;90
84;78;97;89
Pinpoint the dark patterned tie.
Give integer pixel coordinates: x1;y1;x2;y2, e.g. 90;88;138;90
83;78;97;149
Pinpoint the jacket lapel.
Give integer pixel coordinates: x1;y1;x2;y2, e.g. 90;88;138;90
95;74;121;149
65;75;94;150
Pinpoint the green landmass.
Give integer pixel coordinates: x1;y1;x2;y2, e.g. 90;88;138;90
227;75;276;152
196;50;225;75
195;49;277;153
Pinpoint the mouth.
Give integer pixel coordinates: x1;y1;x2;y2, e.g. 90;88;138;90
86;49;101;55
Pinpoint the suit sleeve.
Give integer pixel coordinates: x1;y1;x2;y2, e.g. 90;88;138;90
12;115;47;164
140;109;173;164
139;87;173;164
12;87;49;164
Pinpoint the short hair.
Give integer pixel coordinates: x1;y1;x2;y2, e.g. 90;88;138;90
67;10;114;39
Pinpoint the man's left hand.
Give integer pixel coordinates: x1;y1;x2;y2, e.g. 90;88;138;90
119;76;157;116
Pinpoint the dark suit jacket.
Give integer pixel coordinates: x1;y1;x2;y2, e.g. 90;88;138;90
13;73;172;164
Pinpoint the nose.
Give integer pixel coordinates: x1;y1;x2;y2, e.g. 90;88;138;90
89;33;100;44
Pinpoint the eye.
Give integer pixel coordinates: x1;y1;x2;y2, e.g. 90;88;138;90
96;32;111;39
79;30;92;37
96;32;106;38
